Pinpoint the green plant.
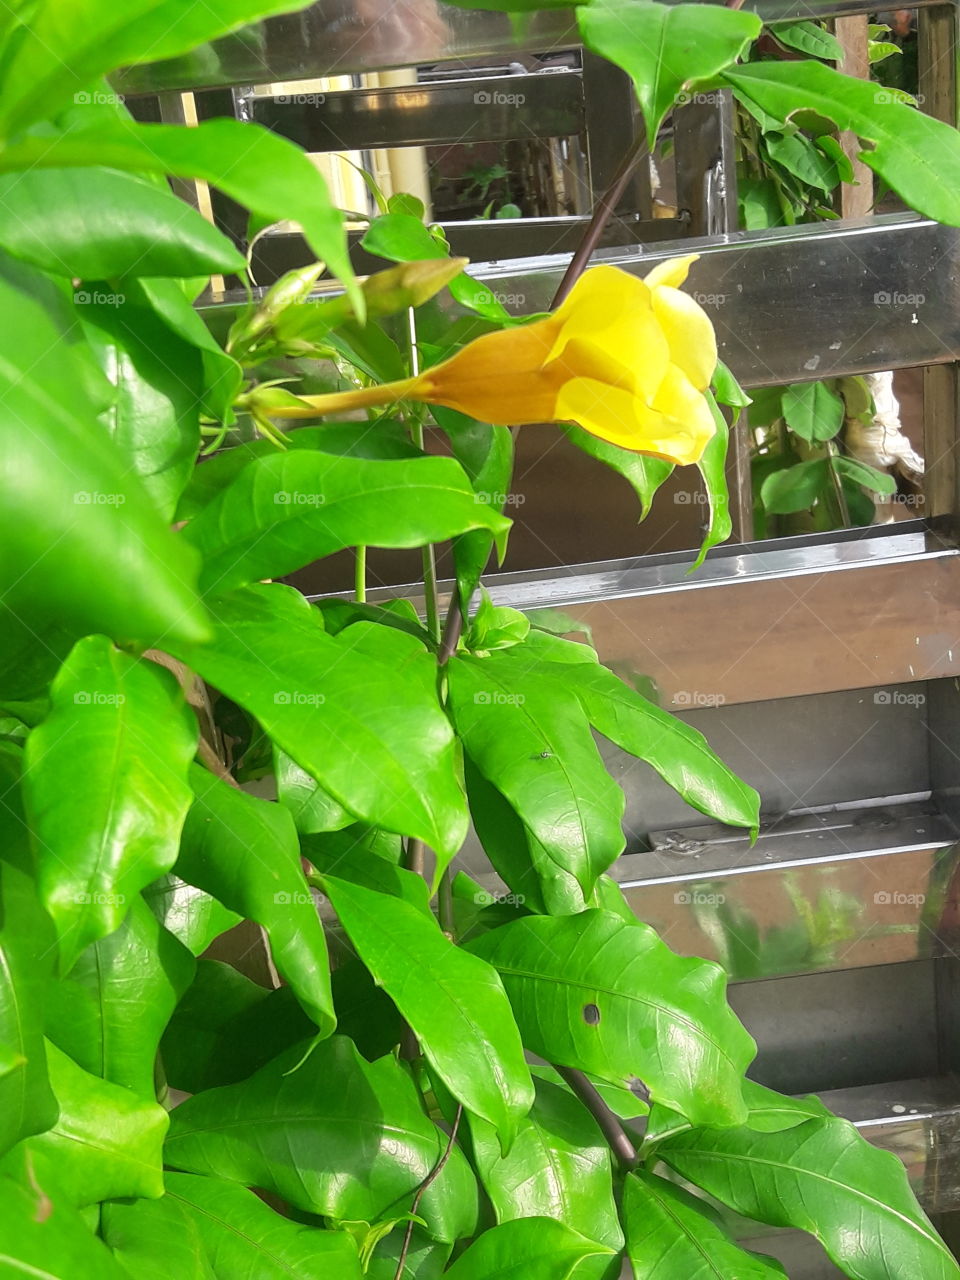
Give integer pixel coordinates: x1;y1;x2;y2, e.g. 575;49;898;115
2;2;959;1278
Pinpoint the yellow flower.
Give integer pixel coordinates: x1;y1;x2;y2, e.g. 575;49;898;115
273;256;718;465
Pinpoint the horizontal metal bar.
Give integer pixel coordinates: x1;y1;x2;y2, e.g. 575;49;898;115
116;0;950;95
249;70;583;150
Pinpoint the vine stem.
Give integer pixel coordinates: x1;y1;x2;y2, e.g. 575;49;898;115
354;545;367;603
555;1067;639;1171
394;1105;464;1280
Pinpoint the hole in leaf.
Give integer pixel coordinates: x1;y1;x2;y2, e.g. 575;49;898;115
582;1003;601;1025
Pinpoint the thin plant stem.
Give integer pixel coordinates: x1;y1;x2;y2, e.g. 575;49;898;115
827;444;853;527
555;1066;639;1171
354;546;367;603
393;1106;464;1279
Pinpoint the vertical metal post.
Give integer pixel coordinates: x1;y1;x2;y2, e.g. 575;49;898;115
581;49;650;218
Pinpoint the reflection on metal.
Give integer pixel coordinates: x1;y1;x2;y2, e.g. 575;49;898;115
118;0;948;94
249;70;584;150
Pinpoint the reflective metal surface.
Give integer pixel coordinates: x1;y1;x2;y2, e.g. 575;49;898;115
117;0;948;94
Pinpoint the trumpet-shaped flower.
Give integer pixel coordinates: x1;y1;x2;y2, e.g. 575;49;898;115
272;256;718;466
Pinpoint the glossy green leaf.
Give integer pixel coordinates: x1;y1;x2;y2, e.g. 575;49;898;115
275;748;353;834
24;638;197;972
622;1169;787;1278
80;288;203;520
143;874;241;957
782;380;845;442
178;763;334;1035
0;257;208;647
323;877;534;1148
712;360;752;411
177;421;419;521
162;960;313;1094
470;910;755;1126
0;1154;129;1280
760;458;830;514
0;745;58;1156
165;1038;479;1242
174;585;468;861
447;652;625;899
564;424;674;520
467;590;530;653
723;60;960;225
107;1172;365;1280
367;1224;451;1279
766;131;841;193
444;1218;614;1279
770;20;842;60
331;958;405;1062
468;1076;623;1248
0;0;318;136
579;0;761;146
741;1079;833;1132
691;391;733;570
182;450;510;595
570;661;760;835
306;839;428;913
17;1040;167;1205
1;117;358;312
0;167;244;280
834;455;897;494
104;1185;217;1280
46;897;194;1098
659;1117;960;1279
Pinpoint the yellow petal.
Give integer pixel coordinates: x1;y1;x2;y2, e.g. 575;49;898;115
555;372;715;465
643;253;699;291
548;265;653;358
650;364;718;460
649;286;717;391
551;303;671;405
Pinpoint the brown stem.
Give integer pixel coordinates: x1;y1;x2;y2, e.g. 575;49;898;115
555;1066;639;1170
394;1105;464;1279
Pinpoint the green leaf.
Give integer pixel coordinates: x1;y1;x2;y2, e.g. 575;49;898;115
447;652;625;899
564;424;674;520
177;421;419;521
165;1038;479;1242
711;360;752;410
659;1117;960;1280
16;1041;167;1205
469;910;755;1126
834;455;897;494
741;1078;833;1132
578;0;762;147
691;391;733;570
79;288;203;520
467;590;531;653
0;257;209;647
46;897;195;1099
468;1076;623;1248
107;1172;365;1280
0;0;318;136
769;20;842;60
622;1169;787;1278
570;662;760;835
178;763;334;1035
0;167;245;279
305;839;428;913
722;60;960;225
143;874;241;957
162;961;314;1094
782;380;845;442
760;458;830;514
444;1218;614;1279
182;451;510;595
1;116;358;313
765;131;841;193
367;1225;451;1278
322;877;534;1149
0;1155;130;1280
276;748;353;835
24;639;197;973
0;746;58;1156
173;585;468;862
